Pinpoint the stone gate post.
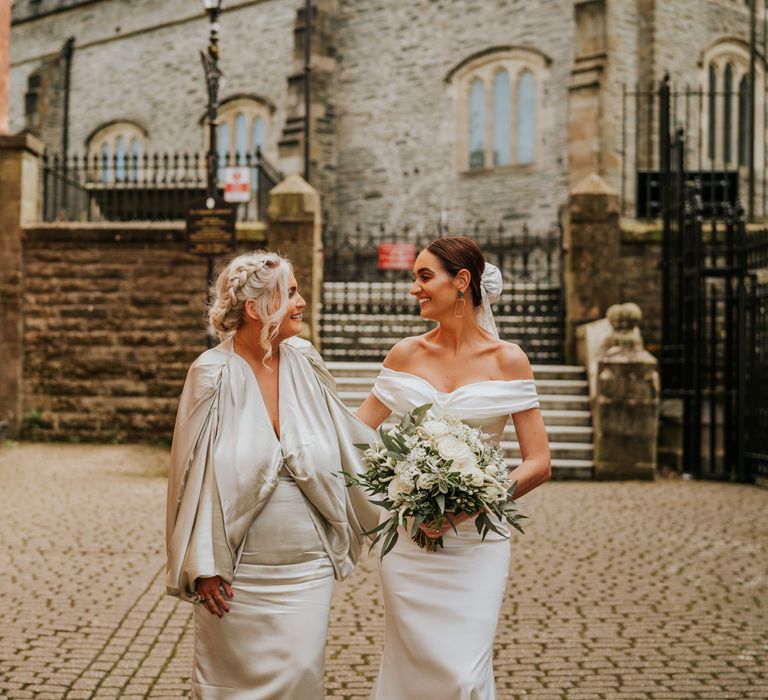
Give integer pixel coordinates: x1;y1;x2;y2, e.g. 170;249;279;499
267;174;322;347
0;134;44;436
564;172;621;363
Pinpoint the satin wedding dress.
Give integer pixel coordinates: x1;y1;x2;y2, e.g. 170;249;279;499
370;367;539;700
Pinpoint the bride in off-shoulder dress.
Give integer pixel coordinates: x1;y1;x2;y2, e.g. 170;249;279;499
356;237;551;700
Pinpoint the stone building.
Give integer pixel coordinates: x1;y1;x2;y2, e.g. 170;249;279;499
7;0;763;237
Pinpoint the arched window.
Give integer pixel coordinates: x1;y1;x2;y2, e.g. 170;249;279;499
100;143;110;184
723;63;733;164
708;64;717;160
130;138;141;181
738;75;749;166
210;96;274;170
469;79;486;169
235;112;248;164
516;71;536;165
492;70;511;166
253;117;266;152
115;136;126;182
87;121;148;183
702;39;765;171
448;47;550;172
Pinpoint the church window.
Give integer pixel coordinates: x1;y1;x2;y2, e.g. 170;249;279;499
492;70;511;166
449;47;550;172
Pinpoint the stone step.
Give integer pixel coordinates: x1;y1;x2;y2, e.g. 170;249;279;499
501;441;594;461
507;425;594;443
334;376;588;396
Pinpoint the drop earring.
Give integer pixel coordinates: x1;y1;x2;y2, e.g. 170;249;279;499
454;290;466;318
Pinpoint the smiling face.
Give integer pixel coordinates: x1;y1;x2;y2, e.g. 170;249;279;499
410;249;468;320
275;272;306;340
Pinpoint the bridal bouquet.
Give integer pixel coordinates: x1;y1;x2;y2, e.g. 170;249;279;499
345;403;526;556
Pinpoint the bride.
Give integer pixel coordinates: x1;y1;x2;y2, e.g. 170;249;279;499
356;235;551;700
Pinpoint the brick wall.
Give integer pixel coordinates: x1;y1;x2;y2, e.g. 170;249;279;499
21;224;238;442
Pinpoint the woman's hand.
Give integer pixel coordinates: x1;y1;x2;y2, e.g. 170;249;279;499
196;576;234;618
419;512;474;538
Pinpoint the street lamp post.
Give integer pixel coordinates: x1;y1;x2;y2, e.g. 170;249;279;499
199;0;223;347
200;0;223;204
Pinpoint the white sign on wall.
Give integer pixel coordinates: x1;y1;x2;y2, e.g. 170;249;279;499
223;166;251;203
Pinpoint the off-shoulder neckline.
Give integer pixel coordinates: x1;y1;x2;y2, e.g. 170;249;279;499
379;366;535;396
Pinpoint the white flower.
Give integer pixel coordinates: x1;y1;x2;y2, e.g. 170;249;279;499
422;419;450;437
436;435;476;468
483;483;507;502
465;467;486;487
387;475;414;501
408;446;427;463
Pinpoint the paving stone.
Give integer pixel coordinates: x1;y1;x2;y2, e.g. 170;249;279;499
1;443;766;699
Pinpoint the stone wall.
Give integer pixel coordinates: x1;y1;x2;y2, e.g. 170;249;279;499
333;0;574;235
20;224;264;442
9;0;296;157
618;222;662;355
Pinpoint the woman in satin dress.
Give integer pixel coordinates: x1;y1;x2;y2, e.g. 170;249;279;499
165;250;377;699
356;236;552;700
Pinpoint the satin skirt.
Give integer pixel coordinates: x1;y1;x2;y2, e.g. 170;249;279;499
371;517;511;700
193;474;334;700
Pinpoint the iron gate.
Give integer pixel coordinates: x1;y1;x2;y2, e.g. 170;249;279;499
661;125;768;483
320;223;564;364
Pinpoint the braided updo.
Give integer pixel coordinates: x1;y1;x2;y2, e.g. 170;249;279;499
207;250;293;367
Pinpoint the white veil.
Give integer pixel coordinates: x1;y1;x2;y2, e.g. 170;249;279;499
476;263;503;339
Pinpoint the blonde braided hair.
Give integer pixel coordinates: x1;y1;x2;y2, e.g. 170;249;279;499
208;250;293;368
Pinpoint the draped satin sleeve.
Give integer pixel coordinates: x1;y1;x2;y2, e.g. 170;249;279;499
165;355;234;602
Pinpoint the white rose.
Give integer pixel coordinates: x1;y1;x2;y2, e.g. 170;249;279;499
436;435;475;468
422;419;450;437
387;475;414;501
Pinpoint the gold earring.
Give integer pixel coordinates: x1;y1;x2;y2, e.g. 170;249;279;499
454;290;466;318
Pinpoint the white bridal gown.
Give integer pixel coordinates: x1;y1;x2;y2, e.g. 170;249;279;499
370;367;540;700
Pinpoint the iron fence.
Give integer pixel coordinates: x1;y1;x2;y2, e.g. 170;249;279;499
622;76;768;220
320;221;564;364
41;148;282;222
661;126;768;482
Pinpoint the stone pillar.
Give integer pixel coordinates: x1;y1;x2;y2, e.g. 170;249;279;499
593;303;660;480
0;0;10;134
278;1;338;226
0;133;44;435
568;0;607;188
564;172;621;362
267;174;322;347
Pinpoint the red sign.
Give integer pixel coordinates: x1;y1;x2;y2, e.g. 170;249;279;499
378;242;417;270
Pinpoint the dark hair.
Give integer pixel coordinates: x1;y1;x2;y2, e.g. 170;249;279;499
426;236;485;307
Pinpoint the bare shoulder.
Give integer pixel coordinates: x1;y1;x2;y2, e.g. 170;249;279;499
495;341;534;380
382;335;428;371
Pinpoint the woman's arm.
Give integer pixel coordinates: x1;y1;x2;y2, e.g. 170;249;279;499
499;343;551;498
507;406;551;499
356;393;391;429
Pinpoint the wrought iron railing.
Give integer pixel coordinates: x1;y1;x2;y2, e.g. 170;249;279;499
622;77;768;220
320;221;565;363
41;148;282;222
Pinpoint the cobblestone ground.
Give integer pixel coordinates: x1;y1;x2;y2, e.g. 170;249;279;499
0;443;766;700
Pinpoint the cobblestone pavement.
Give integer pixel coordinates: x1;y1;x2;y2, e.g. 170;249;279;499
1;443;766;699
